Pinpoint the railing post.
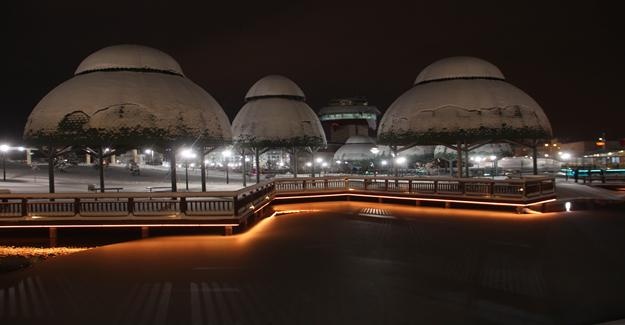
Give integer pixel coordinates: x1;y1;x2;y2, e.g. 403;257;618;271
21;198;28;217
324;179;328;189
180;197;187;214
434;181;438;194
384;179;388;191
344;177;349;190
303;180;306;190
74;198;80;215
232;196;239;216
408;180;412;193
128;197;134;215
489;181;494;197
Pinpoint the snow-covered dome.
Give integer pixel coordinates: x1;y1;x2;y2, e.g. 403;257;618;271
334;136;378;161
25;45;231;144
75;44;184;76
414;56;504;84
233;76;325;146
378;57;552;145
245;75;306;100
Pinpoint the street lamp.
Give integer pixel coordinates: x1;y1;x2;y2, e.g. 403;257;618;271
222;149;232;184
181;148;197;191
0;144;9;181
144;149;154;164
489;155;497;179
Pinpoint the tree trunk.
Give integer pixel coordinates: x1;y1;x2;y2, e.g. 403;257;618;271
464;142;470;178
48;151;55;193
200;150;207;192
310;150;315;177
456;142;463;178
98;147;105;193
170;147;177;192
292;147;298;178
241;150;247;187
255;147;261;184
532;144;538;175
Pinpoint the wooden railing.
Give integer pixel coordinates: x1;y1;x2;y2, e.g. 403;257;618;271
0;181;275;221
0;176;555;224
273;176;556;202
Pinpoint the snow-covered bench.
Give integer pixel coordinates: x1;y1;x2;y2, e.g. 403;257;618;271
87;184;123;192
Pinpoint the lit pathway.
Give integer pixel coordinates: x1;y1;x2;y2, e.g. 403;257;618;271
1;202;625;324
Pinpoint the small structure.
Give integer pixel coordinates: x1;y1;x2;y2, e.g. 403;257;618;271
231;75;326;182
24;44;231;192
318;97;380;146
333;136;379;162
378;56;552;177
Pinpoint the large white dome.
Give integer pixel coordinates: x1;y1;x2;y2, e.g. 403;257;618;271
233;76;325;146
379;57;552;145
75;44;184;76
245;75;305;100
414;56;504;85
334;136;378;161
25;45;231;143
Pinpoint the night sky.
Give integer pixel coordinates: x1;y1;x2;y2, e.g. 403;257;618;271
5;1;624;142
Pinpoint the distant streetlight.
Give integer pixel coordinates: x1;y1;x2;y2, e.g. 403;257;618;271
0;144;9;181
222;149;232;184
180;148;197;191
144;149;154;164
489;155;497;179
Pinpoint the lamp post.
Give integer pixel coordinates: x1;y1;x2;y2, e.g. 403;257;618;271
370;147;380;176
222;149;232;184
0;144;9;181
181;148;197;191
395;156;407;177
144;149;154;164
490;155;497;179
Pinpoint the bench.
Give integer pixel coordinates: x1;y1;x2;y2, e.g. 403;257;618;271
146;186;171;192
87;184;124;192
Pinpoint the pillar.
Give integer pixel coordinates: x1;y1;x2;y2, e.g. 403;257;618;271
141;226;150;238
456;142;463;178
85;153;91;164
132;149;139;163
532;145;538;175
26;149;32;165
49;227;58;248
110;154;116;165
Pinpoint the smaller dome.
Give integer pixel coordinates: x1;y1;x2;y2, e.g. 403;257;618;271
245;75;305;100
75;44;184;76
345;135;375;144
415;57;504;85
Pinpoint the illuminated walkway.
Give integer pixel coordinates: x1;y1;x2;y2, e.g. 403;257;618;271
1;202;625;324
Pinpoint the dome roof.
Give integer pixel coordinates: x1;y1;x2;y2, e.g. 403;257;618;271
232;98;326;145
434;143;512;158
25;72;231;142
334;143;378;162
245;75;305;100
345;135;375;144
75;44;184;76
379;58;552;145
414;56;504;85
25;45;231;143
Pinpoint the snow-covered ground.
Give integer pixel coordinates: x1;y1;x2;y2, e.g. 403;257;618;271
0;162;245;193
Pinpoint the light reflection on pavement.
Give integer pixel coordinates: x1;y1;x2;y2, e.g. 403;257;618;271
1;201;625;324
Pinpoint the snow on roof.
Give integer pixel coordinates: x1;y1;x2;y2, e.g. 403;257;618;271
378;76;553;143
244;75;306;100
25;71;231;141
333;143;378;161
232;97;326;144
414;56;504;85
75;44;184;76
434;143;512;158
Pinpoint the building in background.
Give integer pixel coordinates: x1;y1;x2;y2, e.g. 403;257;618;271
318;97;380;150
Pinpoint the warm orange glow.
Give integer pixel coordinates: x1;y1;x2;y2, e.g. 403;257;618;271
274;193;555;208
0;223;239;229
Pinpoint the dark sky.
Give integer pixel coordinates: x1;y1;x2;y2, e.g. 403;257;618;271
4;1;625;142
